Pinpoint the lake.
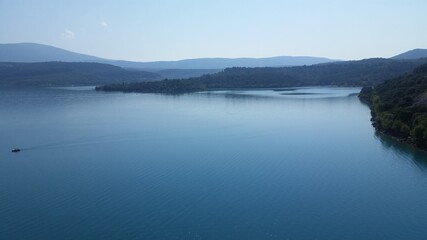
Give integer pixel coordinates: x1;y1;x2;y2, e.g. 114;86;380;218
1;87;427;240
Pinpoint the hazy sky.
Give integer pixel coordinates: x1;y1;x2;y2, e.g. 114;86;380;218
1;0;426;61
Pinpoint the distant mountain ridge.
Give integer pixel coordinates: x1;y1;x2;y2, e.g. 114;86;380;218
2;42;427;88
392;49;427;60
0;43;337;69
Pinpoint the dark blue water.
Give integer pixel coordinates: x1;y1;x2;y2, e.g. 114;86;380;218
1;87;427;240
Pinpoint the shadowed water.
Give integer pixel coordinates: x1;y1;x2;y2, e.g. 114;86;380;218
1;87;427;240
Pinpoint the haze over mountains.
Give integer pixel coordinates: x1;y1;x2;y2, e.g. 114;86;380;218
0;43;337;70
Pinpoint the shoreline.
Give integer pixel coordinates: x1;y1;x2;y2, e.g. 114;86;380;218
370;118;427;153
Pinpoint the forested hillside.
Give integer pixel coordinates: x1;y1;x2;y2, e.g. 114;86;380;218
0;62;160;87
359;64;427;149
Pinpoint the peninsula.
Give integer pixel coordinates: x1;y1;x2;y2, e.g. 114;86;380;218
96;58;427;94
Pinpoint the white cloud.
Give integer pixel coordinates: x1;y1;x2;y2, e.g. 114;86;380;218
62;29;75;40
101;21;108;27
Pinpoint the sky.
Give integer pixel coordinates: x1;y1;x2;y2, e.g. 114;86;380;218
0;0;426;61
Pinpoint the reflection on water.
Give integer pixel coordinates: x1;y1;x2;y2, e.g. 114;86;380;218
197;87;361;104
202;87;361;99
375;132;427;171
49;86;96;91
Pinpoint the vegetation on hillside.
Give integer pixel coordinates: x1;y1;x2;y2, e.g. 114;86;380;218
0;62;160;87
96;58;427;94
359;64;427;149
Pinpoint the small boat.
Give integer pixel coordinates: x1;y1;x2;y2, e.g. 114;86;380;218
11;148;21;153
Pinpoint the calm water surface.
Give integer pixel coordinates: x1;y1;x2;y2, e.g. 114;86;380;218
1;87;427;240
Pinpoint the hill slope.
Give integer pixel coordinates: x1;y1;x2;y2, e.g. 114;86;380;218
0;43;102;62
392;49;427;60
0;62;160;87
